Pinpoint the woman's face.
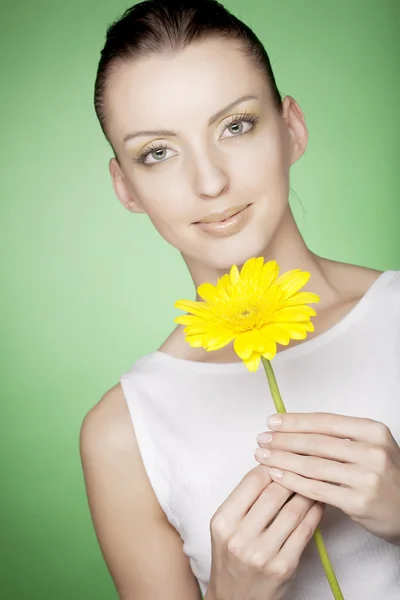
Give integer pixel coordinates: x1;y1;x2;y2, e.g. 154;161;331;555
106;37;307;270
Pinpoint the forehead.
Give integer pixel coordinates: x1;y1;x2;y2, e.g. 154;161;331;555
105;38;269;141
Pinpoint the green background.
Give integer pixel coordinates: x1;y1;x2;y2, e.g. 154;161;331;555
1;0;399;598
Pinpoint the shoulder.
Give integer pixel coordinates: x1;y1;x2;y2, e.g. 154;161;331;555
323;260;400;303
79;383;147;485
315;257;400;308
318;258;384;299
79;382;167;523
80;383;133;452
309;259;396;334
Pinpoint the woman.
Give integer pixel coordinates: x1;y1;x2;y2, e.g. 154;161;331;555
80;1;400;599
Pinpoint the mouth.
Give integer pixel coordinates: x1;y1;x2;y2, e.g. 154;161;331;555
194;203;251;225
193;203;253;237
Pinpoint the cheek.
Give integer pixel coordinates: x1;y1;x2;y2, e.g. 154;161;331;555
147;197;181;223
134;175;187;222
144;201;184;244
131;176;192;248
231;132;289;196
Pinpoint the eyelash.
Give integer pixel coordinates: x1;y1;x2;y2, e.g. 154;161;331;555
133;111;260;166
134;141;175;165
223;111;260;131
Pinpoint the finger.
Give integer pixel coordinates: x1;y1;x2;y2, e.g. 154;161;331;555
268;468;353;511
259;494;315;555
257;432;367;464
277;501;324;564
217;465;272;524
266;412;392;445
255;449;358;487
238;482;293;539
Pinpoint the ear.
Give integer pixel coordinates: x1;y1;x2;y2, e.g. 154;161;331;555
108;157;146;214
281;96;308;166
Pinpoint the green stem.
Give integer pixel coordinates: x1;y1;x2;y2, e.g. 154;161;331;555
260;357;344;600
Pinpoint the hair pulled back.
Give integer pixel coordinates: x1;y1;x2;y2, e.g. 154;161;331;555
94;0;282;146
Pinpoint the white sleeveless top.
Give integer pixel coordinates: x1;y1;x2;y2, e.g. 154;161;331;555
120;270;400;599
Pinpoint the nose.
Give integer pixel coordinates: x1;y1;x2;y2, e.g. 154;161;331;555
190;147;229;199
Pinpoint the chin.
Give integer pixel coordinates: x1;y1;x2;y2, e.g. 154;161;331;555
180;202;285;272
202;232;272;271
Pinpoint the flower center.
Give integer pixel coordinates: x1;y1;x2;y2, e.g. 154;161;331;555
233;303;263;330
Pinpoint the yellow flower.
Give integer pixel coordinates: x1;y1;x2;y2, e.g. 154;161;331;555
174;257;320;372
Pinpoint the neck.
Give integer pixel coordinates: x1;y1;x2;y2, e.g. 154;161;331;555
182;208;341;312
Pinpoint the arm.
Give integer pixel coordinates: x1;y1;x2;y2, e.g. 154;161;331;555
80;384;202;600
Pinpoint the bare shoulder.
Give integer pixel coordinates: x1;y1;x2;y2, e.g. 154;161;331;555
318;257;383;300
80;385;201;600
80;383;133;451
304;258;384;338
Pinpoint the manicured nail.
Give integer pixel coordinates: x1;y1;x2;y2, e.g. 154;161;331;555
267;415;282;428
257;432;273;444
269;468;284;479
255;448;271;460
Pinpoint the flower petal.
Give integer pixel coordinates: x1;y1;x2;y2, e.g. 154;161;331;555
234;331;255;359
240;257;265;281
273;305;316;321
260;323;291;345
175;299;212;318
174;315;203;326
273;270;310;297
182;324;210;335
204;332;236;351
216;273;232;301
239;257;258;280
253;256;265;280
262;346;276;360
185;321;235;349
257;332;276;355
197;283;218;304
274;322;314;339
243;351;261;372
234;329;276;359
230;264;240;286
260;260;279;287
281;292;320;308
184;334;206;347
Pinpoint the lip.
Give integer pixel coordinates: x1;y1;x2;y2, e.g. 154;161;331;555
194;203;252;237
197;204;250;224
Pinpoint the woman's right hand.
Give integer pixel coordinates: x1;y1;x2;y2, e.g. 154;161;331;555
206;464;324;600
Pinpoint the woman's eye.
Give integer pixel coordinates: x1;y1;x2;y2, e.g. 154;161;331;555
139;145;176;165
220;118;255;139
150;148;168;162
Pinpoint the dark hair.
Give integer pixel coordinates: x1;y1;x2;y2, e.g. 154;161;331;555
94;0;282;150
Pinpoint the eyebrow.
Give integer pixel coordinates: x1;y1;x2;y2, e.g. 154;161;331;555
123;94;259;144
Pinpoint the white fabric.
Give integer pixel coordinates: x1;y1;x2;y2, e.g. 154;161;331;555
120;270;400;599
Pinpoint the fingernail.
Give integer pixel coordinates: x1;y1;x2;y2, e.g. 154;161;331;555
269;468;284;479
267;415;282;428
257;432;273;444
255;448;271;459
